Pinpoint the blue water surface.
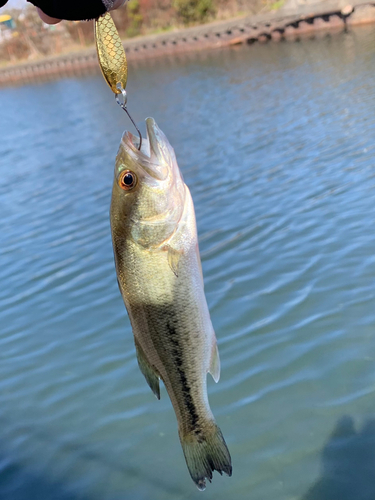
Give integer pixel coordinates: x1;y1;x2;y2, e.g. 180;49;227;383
1;25;375;500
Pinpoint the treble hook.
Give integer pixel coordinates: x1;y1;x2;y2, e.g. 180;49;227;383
115;83;142;151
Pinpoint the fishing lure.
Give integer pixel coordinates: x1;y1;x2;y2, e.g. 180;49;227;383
95;12;142;148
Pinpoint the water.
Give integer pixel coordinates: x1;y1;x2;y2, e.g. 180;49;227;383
1;26;375;500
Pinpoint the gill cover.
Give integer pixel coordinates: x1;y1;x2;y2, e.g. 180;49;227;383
111;118;186;248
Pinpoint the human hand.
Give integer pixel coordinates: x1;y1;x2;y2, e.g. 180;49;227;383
0;0;126;24
36;0;126;24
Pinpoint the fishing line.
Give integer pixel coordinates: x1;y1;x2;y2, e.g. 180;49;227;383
115;83;143;151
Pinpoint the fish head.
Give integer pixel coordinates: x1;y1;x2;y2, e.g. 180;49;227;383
111;118;186;248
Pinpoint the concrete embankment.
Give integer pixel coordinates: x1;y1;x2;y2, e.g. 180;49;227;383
0;1;375;87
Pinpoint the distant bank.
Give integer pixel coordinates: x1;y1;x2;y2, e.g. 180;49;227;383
0;0;374;87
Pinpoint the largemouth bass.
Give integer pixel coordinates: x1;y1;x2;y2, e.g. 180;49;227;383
110;118;232;490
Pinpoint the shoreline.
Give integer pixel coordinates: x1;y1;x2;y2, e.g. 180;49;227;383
0;1;375;87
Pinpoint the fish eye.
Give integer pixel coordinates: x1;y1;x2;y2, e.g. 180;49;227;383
119;170;137;191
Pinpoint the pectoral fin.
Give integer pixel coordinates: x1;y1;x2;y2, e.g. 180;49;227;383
208;342;220;383
134;338;160;399
167;246;183;277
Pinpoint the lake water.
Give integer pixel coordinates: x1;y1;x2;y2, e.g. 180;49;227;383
1;25;375;500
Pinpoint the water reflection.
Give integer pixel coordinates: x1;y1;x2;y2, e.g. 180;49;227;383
303;416;375;500
0;450;88;500
0;416;188;500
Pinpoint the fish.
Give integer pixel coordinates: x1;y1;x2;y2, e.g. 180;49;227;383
110;117;232;490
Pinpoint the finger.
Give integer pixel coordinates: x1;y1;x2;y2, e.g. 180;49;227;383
37;7;61;24
109;0;127;11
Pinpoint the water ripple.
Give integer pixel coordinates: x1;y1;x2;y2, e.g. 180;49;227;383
1;27;375;500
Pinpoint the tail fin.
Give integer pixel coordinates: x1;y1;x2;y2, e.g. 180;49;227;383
180;422;232;491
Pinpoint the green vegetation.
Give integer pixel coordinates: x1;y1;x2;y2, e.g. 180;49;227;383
126;0;143;37
173;0;215;25
270;0;285;10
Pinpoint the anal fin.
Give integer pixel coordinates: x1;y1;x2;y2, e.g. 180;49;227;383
134;338;160;399
209;342;220;383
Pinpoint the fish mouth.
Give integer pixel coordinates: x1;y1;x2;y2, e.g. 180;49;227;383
121;118;171;181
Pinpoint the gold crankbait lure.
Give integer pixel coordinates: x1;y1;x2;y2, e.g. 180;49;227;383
95;12;128;94
94;12;142;147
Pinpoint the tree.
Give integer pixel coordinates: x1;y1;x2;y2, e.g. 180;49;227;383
173;0;215;24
